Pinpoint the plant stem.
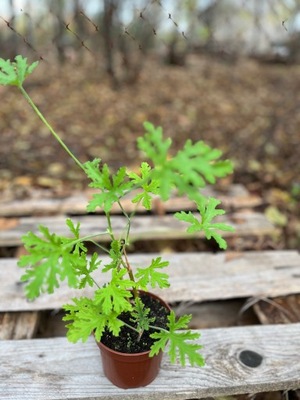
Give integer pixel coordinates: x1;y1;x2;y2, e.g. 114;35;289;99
118;319;140;334
89;240;110;254
105;212;115;241
63;233;110;250
19;85;85;173
91;277;101;289
149;324;169;333
122;245;138;299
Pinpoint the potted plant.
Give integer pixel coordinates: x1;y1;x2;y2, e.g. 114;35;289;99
0;56;234;388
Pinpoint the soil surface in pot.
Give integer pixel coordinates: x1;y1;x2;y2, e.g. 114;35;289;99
100;293;170;354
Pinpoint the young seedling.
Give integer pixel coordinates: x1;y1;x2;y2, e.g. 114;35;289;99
0;55;234;367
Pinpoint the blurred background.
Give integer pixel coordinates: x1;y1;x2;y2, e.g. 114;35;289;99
0;0;299;249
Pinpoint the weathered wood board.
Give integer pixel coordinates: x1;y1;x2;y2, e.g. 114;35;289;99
1;323;299;400
0;311;39;339
1;251;299;311
0;184;262;217
0;210;276;247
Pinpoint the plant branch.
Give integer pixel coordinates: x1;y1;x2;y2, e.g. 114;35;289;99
18;85;85;173
122;245;138;299
105;212;115;241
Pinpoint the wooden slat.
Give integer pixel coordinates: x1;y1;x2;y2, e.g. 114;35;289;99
0;312;39;339
0;323;299;400
0;210;275;247
1;251;299;311
0;184;262;217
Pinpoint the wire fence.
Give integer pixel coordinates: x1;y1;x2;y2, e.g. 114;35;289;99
1;1;300;225
0;0;298;76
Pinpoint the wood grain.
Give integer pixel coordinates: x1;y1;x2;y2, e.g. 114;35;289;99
0;251;299;311
0;323;299;400
0;311;39;339
0;184;262;217
0;210;275;247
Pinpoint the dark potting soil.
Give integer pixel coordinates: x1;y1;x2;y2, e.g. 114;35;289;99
100;293;170;354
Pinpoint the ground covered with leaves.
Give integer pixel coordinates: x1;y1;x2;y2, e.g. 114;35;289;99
0;54;299;248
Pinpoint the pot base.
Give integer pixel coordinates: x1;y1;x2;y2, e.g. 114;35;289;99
98;340;163;389
96;291;170;388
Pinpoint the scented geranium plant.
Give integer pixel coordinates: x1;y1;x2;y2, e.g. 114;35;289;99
0;56;234;367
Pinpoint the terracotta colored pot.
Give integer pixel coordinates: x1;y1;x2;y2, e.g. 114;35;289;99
96;292;170;389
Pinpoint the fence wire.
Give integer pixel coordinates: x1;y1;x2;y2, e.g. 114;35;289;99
0;0;298;73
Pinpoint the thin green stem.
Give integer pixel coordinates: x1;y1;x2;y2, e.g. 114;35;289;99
123;245;138;300
123;198;142;245
89;240;110;254
63;232;109;250
105;212;115;241
149;324;169;333
115;320;169;337
19;85;85;172
117;319;139;334
91;277;101;290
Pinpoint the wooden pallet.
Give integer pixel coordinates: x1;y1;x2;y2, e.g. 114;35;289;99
0;252;299;398
0;185;298;398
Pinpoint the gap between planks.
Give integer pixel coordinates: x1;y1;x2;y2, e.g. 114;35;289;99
0;311;39;340
0;323;299;400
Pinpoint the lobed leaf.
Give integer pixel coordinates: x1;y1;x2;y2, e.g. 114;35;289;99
137;122;233;201
128;162;159;210
174;197;235;250
94;269;133;315
0;55;38;87
18;219;87;299
130;297;155;334
63;297;124;342
150;311;205;367
84;160;132;213
135;257;170;289
102;240;123;272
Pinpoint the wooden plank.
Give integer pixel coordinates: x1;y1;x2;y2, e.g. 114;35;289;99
0;184;262;217
0;210;276;247
1;251;299;311
0;312;39;339
0;323;299;400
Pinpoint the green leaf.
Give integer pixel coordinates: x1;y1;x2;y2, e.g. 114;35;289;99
137;122;233;201
128;162;159;210
135;257;170;289
175;197;235;249
102;240;123;272
17;219;86;299
94;269;133;315
84;160;132;213
63;297;124;342
130;297;155;335
0;55;38;87
150;311;205;367
138;122;172;167
76;252;101;289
